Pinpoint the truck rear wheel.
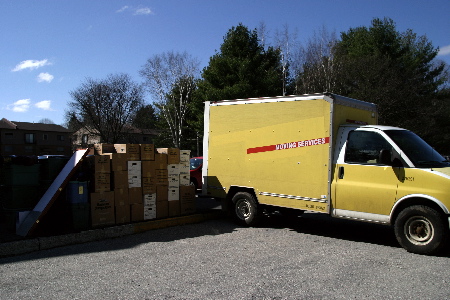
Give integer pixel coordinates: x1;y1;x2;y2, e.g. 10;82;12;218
394;205;448;255
232;192;261;226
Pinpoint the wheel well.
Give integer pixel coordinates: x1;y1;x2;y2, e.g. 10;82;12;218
391;197;447;224
227;186;258;204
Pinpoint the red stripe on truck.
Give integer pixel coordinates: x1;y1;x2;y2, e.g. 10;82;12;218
247;137;330;154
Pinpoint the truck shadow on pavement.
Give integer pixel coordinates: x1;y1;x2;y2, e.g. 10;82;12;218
259;211;450;257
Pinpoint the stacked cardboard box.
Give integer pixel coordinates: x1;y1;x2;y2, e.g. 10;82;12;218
90;144;196;227
89;152;115;227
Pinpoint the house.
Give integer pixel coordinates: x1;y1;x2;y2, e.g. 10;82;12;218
72;125;159;150
0;118;72;157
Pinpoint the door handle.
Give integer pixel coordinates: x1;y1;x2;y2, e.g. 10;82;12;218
338;166;344;179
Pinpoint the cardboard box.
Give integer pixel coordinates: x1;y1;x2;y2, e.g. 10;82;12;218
156;185;168;202
154;153;168;167
94;144;115;155
180;185;196;215
141;144;155;161
142;177;156;194
168;174;180;188
94;155;111;173
144;206;157;220
131;203;144;222
179;165;189;175
168;164;180;175
114;144;140;161
157;148;180;164
111;153;128;172
113;171;128;190
128;161;142;176
92;173;111;192
129;187;143;204
156;200;168;219
180;174;190;186
169;200;180;217
114;188;128;206
128;174;142;188
115;204;130;224
142;161;154;178
155;169;168;184
169;187;180;201
91;191;115;227
180;150;191;163
144;193;157;206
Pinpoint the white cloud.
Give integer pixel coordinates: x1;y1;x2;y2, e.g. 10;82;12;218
438;45;450;56
134;7;152;15
12;59;51;72
8;99;31;112
116;5;152;15
35;100;53;111
116;6;129;13
37;72;54;83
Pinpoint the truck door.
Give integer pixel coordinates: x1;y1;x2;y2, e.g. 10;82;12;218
333;128;399;220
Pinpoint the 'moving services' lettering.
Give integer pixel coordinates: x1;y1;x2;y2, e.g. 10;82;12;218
247;137;330;154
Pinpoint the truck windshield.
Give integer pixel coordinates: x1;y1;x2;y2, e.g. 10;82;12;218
384;130;449;168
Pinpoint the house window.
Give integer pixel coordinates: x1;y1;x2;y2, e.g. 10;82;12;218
82;134;88;144
57;135;64;141
24;145;33;153
5;133;14;139
43;134;48;141
25;133;35;144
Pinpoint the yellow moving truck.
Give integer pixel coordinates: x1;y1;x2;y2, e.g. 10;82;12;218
202;93;450;254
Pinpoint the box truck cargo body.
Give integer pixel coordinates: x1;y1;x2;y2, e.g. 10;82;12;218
203;93;450;254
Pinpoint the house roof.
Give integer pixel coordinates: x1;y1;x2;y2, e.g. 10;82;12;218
0;118;16;129
0;118;71;133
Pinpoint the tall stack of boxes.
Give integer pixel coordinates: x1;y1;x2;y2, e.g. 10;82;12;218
90;154;115;227
89;144;196;227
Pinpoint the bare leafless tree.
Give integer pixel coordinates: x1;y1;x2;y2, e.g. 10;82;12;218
293;26;340;94
140;51;200;148
66;73;145;143
273;24;299;96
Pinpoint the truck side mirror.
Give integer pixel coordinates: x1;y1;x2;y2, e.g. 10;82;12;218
379;149;392;165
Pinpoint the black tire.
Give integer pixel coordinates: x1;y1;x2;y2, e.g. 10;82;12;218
394;205;449;255
232;192;261;226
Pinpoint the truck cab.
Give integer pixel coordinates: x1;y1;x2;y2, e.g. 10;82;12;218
332;125;450;254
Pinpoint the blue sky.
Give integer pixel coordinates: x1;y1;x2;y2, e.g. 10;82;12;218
1;0;449;126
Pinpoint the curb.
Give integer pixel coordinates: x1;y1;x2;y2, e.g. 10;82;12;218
0;211;223;258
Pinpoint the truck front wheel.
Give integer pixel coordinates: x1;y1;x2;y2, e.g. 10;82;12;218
232;192;261;226
394;205;448;255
